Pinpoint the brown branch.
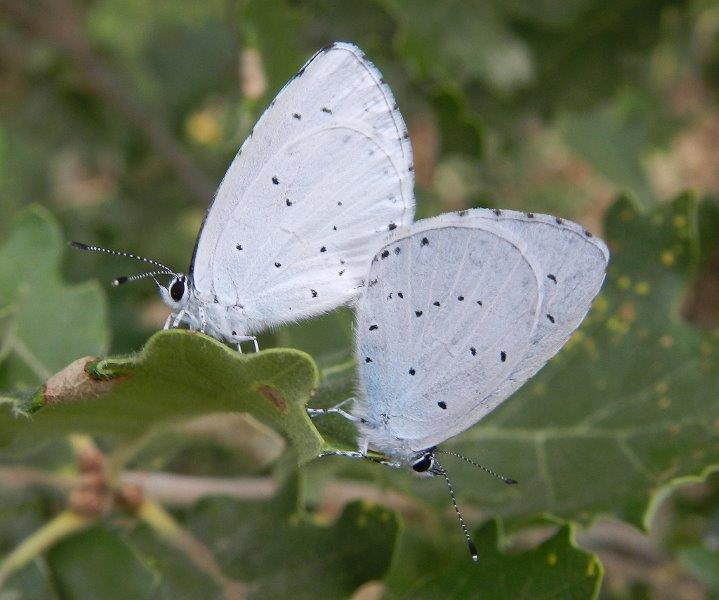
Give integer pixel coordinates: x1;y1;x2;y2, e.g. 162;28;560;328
0;0;216;203
120;470;422;518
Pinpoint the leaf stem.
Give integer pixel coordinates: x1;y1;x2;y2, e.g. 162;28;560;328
0;511;93;588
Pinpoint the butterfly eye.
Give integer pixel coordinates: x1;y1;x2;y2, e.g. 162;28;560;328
170;277;186;302
411;453;434;473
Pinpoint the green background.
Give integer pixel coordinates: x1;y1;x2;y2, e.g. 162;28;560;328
1;0;719;598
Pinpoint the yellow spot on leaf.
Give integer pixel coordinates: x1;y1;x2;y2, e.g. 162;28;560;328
606;316;630;335
532;382;546;396
593;296;608;313
547;552;557;566
618;301;636;323
619;208;634;221
673;215;687;229
659;335;674;349
634;281;650;295
660;251;675;267
657;397;670;410
654;381;669;394
617;275;631;290
700;343;712;356
668;424;681;437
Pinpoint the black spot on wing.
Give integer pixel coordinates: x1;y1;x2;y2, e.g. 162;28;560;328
272;176;279;185
438;401;447;410
500;351;507;362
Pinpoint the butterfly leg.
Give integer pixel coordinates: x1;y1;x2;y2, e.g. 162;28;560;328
163;314;174;330
171;309;187;328
235;336;259;353
317;449;401;469
307;397;357;421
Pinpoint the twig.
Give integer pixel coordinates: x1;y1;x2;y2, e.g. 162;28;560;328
0;466;76;491
0;511;93;589
120;470;422;517
0;0;216;203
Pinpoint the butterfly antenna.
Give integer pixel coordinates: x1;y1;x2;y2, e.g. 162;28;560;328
69;241;175;275
112;271;170;287
433;458;478;562
436;449;518;485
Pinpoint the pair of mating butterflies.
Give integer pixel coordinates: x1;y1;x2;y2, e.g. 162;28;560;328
73;43;609;559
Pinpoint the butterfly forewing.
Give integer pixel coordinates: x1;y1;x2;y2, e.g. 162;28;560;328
191;43;414;331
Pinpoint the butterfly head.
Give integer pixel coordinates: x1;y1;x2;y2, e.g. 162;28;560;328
410;449;437;477
157;274;191;310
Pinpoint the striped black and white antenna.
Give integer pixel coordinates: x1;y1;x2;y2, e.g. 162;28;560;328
69;241;177;286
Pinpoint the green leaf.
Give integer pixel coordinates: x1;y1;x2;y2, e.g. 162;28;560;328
0;206;109;390
184;474;400;599
0;330;323;464
386;520;602;599
46;526;157;600
678;545;719;590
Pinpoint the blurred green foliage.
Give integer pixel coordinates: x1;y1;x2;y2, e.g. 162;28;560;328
2;0;719;597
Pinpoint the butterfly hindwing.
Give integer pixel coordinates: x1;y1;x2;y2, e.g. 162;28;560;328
355;217;542;451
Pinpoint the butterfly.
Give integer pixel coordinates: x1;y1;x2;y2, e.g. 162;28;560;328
71;42;415;351
311;208;609;559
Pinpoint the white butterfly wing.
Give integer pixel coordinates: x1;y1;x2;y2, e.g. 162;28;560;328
355;217;543;453
190;43;414;331
462;209;609;409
